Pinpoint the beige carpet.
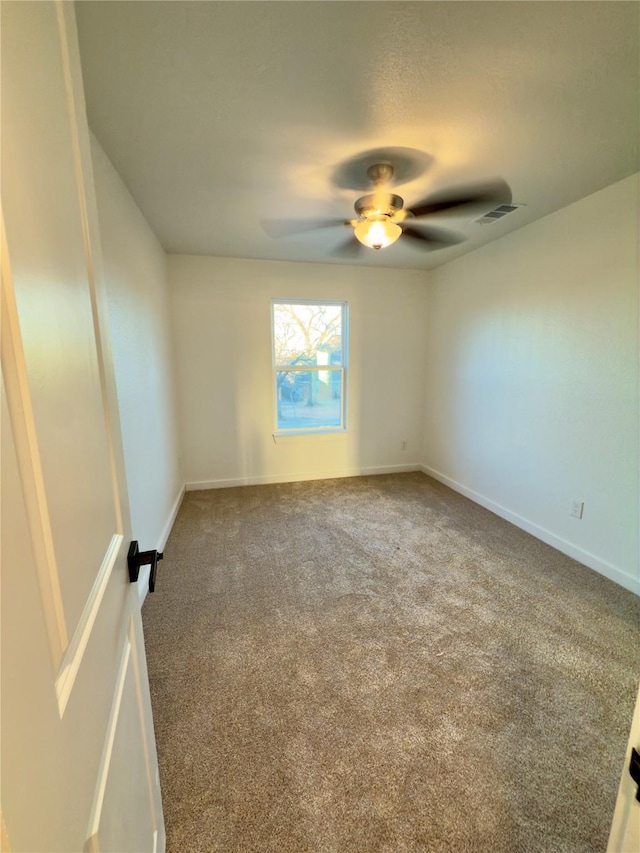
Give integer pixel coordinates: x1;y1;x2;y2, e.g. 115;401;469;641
142;472;640;852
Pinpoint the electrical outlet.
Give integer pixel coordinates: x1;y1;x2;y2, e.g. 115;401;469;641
570;500;584;519
401;440;407;451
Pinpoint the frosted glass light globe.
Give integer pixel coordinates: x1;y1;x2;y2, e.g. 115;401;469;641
354;217;402;250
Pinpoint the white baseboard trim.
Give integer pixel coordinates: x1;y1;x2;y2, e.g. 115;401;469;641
157;484;186;552
138;484;186;607
137;566;152;608
420;465;639;596
186;464;422;492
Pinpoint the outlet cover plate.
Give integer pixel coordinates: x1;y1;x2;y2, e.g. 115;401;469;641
570;500;584;519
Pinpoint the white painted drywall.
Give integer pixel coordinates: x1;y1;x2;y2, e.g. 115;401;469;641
422;174;639;593
168;255;428;487
90;134;183;580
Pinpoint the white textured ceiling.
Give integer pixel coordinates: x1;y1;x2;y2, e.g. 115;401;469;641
76;1;640;270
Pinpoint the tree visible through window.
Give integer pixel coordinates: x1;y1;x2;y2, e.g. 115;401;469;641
272;300;347;432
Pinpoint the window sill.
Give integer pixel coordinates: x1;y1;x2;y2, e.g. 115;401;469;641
272;429;347;442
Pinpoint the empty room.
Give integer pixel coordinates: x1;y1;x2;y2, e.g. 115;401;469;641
1;1;639;851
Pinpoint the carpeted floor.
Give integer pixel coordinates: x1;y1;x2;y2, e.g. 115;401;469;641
142;472;640;852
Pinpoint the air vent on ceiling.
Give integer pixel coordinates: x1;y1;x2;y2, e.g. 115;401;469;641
475;203;523;225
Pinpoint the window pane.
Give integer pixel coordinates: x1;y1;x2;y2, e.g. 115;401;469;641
273;303;343;367
276;369;342;430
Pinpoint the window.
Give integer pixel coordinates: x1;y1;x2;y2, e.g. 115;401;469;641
272;300;348;433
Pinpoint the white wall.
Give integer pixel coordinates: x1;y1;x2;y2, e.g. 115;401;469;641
91;134;183;595
422;174;639;593
169;255;429;487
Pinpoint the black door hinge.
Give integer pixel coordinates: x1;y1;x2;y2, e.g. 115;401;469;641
629;747;640;803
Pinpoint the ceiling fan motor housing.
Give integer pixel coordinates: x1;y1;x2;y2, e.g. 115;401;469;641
354;193;405;220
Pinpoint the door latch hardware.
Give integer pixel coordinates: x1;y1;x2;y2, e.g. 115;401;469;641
128;541;163;593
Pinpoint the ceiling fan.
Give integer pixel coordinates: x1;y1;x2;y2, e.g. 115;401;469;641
263;163;512;256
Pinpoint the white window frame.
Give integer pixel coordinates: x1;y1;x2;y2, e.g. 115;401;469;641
271;298;348;435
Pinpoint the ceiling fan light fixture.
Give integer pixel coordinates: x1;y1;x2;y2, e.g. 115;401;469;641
354;216;402;250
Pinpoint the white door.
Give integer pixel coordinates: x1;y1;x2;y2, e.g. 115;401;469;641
608;684;640;852
1;2;165;851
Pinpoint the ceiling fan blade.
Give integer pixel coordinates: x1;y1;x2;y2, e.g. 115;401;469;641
407;179;512;219
332;236;364;258
262;218;349;238
401;225;465;249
